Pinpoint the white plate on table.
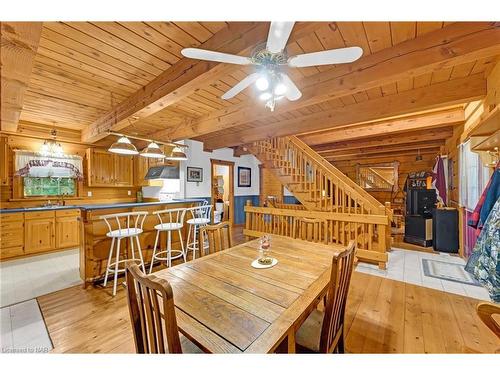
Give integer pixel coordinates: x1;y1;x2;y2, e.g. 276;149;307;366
251;258;278;269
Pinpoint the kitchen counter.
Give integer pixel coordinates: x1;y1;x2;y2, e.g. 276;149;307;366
0;199;206;214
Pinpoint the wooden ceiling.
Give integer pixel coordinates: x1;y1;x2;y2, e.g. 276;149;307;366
2;21;499;158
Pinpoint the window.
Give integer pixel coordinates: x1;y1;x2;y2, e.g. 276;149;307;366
356;162;399;192
23;177;76;197
459;140;491;210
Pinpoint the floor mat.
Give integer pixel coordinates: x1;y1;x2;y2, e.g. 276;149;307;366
422;259;480;286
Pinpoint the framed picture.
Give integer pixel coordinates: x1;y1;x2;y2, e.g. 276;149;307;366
187;167;203;182
238;167;251;187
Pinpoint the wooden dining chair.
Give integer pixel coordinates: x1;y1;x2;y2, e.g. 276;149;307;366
476;302;500;338
199;221;233;256
125;261;203;353
295;240;356;353
294;217;326;243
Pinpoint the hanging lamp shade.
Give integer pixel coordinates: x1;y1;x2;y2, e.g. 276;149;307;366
140;142;165;158
166;146;187;161
108;136;138;155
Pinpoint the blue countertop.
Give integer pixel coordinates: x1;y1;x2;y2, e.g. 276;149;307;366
0;199;206;214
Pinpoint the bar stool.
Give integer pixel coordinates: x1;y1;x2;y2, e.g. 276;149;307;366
185;204;212;260
149;207;187;273
101;211;148;296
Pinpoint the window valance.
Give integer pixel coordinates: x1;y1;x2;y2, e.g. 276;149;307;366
14;150;84;180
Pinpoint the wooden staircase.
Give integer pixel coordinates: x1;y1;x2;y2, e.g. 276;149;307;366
248;136;390;217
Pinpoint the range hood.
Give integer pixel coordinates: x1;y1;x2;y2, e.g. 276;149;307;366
144;165;180;180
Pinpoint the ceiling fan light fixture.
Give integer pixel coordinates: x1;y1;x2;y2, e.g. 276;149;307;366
140;142;165;159
274;82;287;96
108;136;139;155
255;76;269;91
259;92;272;101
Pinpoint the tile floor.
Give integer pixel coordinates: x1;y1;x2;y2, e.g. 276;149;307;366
0;248;81;308
355;247;492;301
1;299;52;353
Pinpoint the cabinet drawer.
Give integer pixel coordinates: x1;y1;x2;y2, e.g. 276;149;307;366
1;213;24;222
0;228;24;247
0;246;24;259
1;220;24;230
25;210;55;220
56;209;80;218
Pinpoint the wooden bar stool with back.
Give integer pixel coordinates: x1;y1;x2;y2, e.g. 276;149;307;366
100;211;148;296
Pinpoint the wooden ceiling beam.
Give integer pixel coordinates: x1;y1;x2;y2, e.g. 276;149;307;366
201;75;481;150
158;22;500;142
81;22;320;143
313;126;454;153
320;139;445;158
301;107;464;147
326;148;442;163
1;22;43;132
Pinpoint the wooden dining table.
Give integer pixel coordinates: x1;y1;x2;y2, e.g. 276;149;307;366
153;235;346;353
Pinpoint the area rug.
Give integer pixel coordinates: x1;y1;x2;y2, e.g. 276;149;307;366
421;259;480;286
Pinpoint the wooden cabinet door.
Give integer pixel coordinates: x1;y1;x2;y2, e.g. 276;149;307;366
87;149;114;186
0;136;9;186
25;218;55;253
114;154;134;186
134;156;149;186
56;216;80;249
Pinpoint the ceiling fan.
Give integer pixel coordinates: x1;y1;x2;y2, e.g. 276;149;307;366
181;22;363;111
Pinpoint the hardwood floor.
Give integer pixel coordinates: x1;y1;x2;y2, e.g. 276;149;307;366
37;227;499;354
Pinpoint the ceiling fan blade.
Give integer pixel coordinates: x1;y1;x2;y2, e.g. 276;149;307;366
181;48;252;65
280;73;302;101
288;46;363;67
266;22;295;53
221;73;260;100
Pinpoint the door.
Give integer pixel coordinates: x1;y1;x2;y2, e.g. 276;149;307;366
114;154;134;186
210;159;234;224
25;218;55;253
56;216;80;249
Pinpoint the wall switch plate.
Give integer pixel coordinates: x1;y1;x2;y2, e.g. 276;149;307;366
128;190;132;196
87;191;92;197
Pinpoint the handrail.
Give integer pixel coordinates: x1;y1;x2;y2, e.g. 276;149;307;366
286;136;385;211
244;202;388;269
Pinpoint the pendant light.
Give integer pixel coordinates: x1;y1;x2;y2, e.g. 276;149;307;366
108;136;139;155
140;142;165;159
166;146;187;161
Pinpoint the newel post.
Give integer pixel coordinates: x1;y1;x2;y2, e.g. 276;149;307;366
385;202;392;251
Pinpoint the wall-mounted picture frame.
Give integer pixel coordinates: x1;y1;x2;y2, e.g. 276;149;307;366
238;167;251;187
187;167;203;182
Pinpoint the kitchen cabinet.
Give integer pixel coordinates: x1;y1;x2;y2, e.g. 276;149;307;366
0;136;9;186
87;148;134;187
25;211;55;254
55;210;80;249
0;213;24;259
114;154;134;186
1;209;82;261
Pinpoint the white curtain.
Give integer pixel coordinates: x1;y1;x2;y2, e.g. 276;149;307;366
14;150;83;178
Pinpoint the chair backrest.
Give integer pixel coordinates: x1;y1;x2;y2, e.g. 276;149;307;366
100;211;148;234
319;240;356;353
153;207;186;226
200;221;232;256
125;261;183;353
187;204;212;221
476;302;500;338
294;217;326;243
